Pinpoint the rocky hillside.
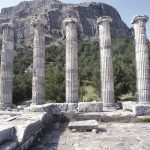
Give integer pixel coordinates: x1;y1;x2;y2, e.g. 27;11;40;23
0;0;132;48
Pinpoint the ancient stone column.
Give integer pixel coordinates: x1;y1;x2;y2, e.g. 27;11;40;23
131;15;150;115
131;15;150;104
63;18;78;103
32;19;46;105
97;16;115;107
0;23;15;109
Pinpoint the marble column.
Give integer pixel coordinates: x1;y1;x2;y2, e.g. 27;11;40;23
0;23;15;109
131;15;150;104
32;19;46;105
63;18;78;103
97;16;115;107
131;15;150;115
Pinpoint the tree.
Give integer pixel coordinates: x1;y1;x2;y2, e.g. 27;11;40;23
112;37;136;99
45;66;65;103
13;73;32;104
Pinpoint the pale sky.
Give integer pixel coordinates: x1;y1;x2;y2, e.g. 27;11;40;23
0;0;150;39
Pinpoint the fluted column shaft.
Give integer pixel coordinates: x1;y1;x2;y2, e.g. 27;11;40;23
0;23;15;108
63;18;78;103
32;19;46;105
97;16;115;107
131;16;150;104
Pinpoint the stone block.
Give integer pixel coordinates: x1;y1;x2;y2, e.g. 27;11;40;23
68;120;98;131
52;122;60;130
0;141;17;150
24;103;68;114
24;105;47;112
78;102;103;112
67;103;78;112
132;104;150;116
52;103;68;114
25;103;55;113
0;126;16;144
15;120;42;142
122;101;137;111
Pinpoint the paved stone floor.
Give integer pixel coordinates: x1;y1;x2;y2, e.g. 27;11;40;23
29;123;150;150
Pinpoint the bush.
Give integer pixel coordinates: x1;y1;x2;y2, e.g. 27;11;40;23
13;73;32;104
12;38;148;104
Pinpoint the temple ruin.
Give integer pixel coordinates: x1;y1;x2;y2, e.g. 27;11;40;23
0;15;150;149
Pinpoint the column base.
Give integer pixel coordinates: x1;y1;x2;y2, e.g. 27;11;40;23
66;100;78;103
132;103;150;116
0;103;13;110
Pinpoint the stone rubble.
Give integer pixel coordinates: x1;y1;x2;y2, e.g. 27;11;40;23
0;111;49;150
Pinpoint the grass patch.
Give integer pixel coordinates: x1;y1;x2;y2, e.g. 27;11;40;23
82;85;100;102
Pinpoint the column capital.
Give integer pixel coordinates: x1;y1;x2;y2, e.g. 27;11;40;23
63;18;78;27
131;15;149;24
31;17;47;28
97;16;112;25
1;23;15;29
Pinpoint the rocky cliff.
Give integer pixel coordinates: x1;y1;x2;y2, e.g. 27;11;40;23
0;0;132;48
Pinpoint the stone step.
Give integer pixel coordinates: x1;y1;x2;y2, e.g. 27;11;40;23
68;120;98;131
62;110;135;122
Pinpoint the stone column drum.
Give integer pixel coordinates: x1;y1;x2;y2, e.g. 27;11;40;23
97;16;115;107
63;18;78;103
131;15;150;115
0;23;15;108
32;19;46;105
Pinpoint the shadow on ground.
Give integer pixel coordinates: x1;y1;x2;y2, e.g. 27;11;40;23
28;123;68;150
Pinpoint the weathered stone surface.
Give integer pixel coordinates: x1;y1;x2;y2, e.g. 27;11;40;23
122;101;137;111
132;104;150;116
52;103;68;114
0;0;131;48
64;18;79;103
25;103;78;114
78;102;103;112
131;15;150;104
0;111;49;149
0;23;14;109
75;110;134;122
68;120;98;130
25;103;54;112
67;103;78;112
0;141;17;150
52;122;60;130
0;126;16;144
97;16;115;107
15;121;42;143
32;18;46;105
30;123;150;150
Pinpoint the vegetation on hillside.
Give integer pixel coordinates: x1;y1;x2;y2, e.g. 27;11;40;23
12;37;150;104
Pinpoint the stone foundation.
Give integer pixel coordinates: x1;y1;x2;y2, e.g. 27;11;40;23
122;101;137;111
78;102;103;112
25;102;103;113
0;111;50;150
132;104;150;116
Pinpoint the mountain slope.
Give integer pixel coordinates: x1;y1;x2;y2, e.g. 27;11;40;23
0;0;132;47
